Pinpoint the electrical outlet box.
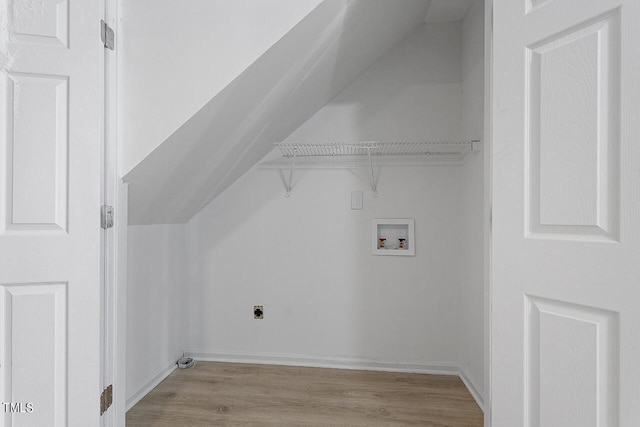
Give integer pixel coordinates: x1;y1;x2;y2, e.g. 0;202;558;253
253;305;264;319
351;191;363;210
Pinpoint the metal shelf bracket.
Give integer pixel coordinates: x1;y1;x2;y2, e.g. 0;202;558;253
285;148;297;198
366;145;378;198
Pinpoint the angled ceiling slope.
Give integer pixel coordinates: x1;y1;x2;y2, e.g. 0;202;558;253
424;0;475;23
125;0;432;225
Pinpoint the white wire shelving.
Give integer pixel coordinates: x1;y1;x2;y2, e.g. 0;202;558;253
272;140;481;198
275;140;478;157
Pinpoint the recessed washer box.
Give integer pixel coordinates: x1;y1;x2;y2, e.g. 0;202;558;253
372;218;415;256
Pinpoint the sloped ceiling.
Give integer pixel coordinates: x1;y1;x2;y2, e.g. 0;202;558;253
424;0;475;23
119;0;324;177
125;0;432;224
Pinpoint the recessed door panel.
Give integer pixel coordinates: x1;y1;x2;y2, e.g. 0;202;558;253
525;13;620;241
1;73;69;235
525;296;618;427
1;283;67;426
10;0;69;47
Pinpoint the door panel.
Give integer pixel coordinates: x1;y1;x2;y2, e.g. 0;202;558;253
492;0;640;426
2;72;69;234
0;0;103;426
11;0;69;47
526;11;620;241
1;283;67;426
525;296;618;427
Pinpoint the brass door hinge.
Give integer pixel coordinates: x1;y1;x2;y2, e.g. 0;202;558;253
100;384;113;415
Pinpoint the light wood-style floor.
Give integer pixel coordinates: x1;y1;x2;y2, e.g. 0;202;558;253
126;362;483;427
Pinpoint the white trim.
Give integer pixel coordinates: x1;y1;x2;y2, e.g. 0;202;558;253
459;367;484;412
113;181;128;424
484;0;493;425
126;359;178;411
102;0;119;425
185;350;459;376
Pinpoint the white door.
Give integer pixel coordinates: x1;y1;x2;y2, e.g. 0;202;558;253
492;0;640;426
0;0;104;426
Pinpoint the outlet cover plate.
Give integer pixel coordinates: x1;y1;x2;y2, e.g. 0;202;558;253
351;191;363;210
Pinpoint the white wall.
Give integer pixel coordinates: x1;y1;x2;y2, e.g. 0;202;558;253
118;0;323;176
186;165;462;367
458;0;485;404
125;224;187;408
184;23;466;369
287;22;463;142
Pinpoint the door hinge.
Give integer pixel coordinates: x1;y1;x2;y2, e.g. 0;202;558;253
100;384;113;415
101;19;115;50
101;205;114;229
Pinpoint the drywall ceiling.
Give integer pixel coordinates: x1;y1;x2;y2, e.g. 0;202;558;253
424;0;475;23
126;0;432;224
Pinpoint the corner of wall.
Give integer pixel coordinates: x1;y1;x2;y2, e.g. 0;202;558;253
125;223;189;406
457;0;486;399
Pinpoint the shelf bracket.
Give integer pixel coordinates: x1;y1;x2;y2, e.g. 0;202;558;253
285;148;297;198
366;146;378;198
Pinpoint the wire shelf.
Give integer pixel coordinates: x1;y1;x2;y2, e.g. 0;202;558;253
274;141;476;157
272;140;481;198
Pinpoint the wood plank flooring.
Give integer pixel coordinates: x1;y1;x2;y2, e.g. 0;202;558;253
126;362;483;427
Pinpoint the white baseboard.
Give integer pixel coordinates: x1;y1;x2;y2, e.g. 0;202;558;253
458;366;484;412
125;359;178;411
136;350;484;415
185;349;459;375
